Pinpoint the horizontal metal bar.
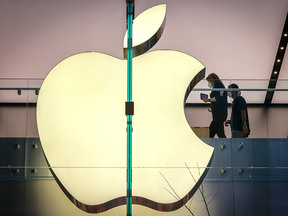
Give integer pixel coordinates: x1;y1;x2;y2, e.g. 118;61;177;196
0;88;288;91
0;87;40;90
192;88;288;91
1;166;288;169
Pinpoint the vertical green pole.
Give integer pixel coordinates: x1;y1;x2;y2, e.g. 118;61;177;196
126;1;134;216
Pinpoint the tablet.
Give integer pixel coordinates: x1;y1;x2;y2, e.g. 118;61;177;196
200;93;208;99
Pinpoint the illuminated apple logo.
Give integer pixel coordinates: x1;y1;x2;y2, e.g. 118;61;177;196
36;4;214;215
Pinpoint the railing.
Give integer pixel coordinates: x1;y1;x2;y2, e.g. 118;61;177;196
0;78;287;216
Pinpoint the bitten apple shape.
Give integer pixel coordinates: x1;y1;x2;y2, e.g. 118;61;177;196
36;3;214;215
37;50;213;209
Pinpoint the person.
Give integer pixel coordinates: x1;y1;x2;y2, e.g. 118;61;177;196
202;73;228;138
224;83;250;138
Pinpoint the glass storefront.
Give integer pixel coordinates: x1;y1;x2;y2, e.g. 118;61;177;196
0;78;287;216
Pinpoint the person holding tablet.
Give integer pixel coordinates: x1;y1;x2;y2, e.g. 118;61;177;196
202;73;228;138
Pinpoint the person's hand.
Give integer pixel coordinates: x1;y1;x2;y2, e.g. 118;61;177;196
207;108;212;112
224;120;230;127
202;98;209;103
243;124;249;134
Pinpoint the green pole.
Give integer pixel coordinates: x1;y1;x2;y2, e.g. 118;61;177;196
126;1;134;216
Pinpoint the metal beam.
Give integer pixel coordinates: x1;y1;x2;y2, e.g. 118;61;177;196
264;12;288;105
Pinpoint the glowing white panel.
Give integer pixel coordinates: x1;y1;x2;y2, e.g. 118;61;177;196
37;52;127;205
37;50;214;211
133;50;213;203
123;4;166;48
37;2;214;214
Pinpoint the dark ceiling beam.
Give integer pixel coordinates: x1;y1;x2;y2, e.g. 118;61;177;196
264;12;288;105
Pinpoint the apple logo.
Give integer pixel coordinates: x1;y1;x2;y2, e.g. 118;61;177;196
36;4;214;215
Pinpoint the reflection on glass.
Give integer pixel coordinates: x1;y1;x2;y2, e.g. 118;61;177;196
0;78;288;215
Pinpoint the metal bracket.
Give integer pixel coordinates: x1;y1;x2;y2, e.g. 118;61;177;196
125;101;134;116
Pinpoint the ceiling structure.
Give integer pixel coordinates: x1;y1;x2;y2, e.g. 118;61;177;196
264;12;288;105
0;0;288;104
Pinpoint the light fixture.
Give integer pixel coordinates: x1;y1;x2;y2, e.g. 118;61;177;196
239;168;244;174
14;143;20;149
264;12;288;105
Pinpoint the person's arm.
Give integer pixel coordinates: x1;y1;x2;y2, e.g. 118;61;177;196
202;97;216;112
240;109;249;134
202;97;216;103
203;83;221;103
224;120;230;127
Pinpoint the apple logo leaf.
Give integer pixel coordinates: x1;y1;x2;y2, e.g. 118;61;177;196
36;3;214;215
123;4;166;58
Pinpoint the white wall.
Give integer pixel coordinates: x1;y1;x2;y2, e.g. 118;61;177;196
267;107;288;138
1;0;288;84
